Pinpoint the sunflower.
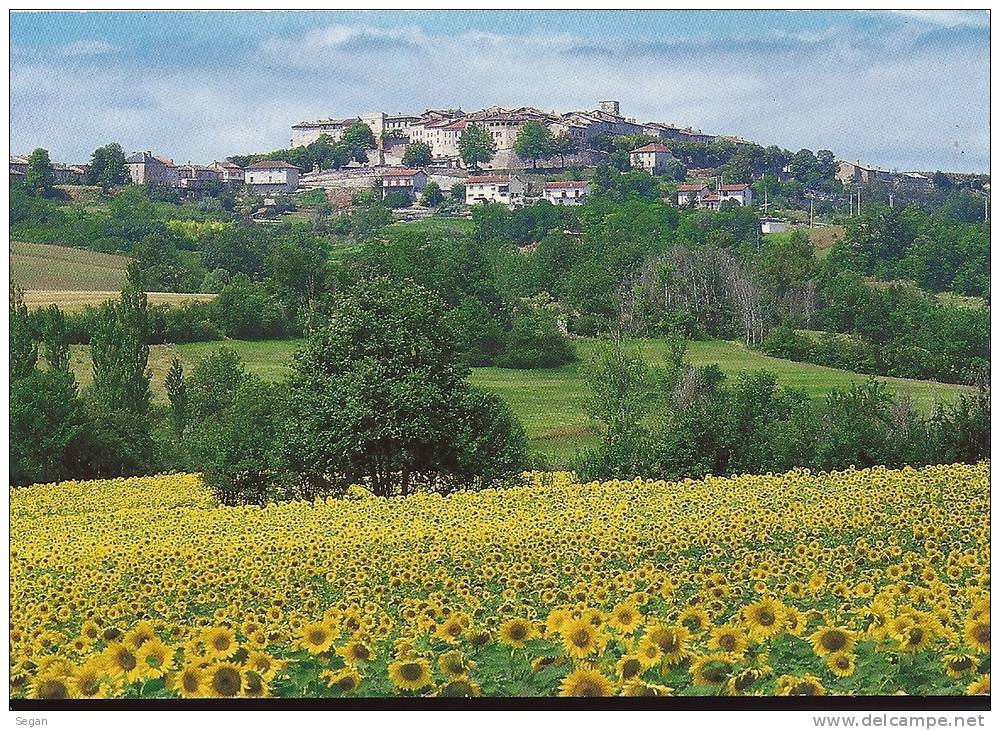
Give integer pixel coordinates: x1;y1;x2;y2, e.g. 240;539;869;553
499;618;538;648
561;617;607;659
544;608;570;635
679;607;711;634
690;653;736;687
136;637;174;677
203;626;239;660
336;640;373;665
964;618;989;654
246;651;284;681
71;658;111;699
783;606;808;636
608;601;643;634
299;621;336;655
29;673;74;700
966;674;990;696
438;650;472;679
436;678;482;697
102;641;149;683
827;652;856;678
388;657;434;692
321;667;362;693
727;667;769;695
776;674;826;696
708;625;749;655
895;623;932;654
636;635;663;668
943;654;978;679
243;671;269;698
616;654;645;682
558;667;615;697
645;624;690;666
170;664;208;699
743;597;786;640
124;621;157;649
810;626;856;657
435;616;466;644
207;663;244;698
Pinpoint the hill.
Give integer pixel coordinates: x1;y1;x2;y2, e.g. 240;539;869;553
10;241;129;291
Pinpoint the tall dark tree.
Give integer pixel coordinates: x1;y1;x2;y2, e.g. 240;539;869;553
26;148;55;196
458;123;496;171
89;263;151;414
402;142;433;167
85;143;129;191
165;358;187;437
10;284;38;381
513;121;555;169
552;132;580;168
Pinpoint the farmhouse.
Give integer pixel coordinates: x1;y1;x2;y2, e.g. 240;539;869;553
542;180;590;206
245;160;300;194
719;183;753;206
177;164;222;189
836;160;892;186
630;143;674;175
209;161;245;185
126;151;179;187
676;183;709;206
466;174;525;208
381;168;429;200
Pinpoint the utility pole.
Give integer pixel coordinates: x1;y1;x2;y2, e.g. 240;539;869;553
809;198;814;228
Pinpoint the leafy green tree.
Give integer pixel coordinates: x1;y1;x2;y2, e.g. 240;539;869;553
39;305;71;372
89;264;151;414
192;378;287;505
10;284;38;381
165;358;187;437
496;308;576;368
552;133;580;168
420;181;444;207
286;278;527;496
26;148;55;196
402;142;433;167
383;189;413;209
342;123;375;163
10;369;86;486
513;121;555;169
85;143;128;191
458;123;495;170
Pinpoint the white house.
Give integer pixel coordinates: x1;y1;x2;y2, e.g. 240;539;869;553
676;183;709;206
760;217;788;234
245;160;300;194
719;183;753;206
381;168;429;200
542;180;590;206
465;174;525;207
629;143;674;175
209;161;245;186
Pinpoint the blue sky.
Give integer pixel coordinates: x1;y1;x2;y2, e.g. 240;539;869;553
9;10;990;172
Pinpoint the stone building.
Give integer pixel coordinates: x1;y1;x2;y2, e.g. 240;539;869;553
126;151;179;186
245;160;300;194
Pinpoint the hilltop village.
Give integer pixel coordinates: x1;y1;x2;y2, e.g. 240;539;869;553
12;99;961;226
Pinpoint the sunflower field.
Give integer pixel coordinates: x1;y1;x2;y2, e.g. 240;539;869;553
10;462;990;700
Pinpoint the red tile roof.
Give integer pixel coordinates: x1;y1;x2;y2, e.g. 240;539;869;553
720;183;750;191
245;160;300;170
467;175;512;184
631;143;672;154
543;180;590;190
701;194;721;202
382;168;422;177
677;184;707;192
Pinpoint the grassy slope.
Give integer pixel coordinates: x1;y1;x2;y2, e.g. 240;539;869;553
68;336;969;466
11;242;129;291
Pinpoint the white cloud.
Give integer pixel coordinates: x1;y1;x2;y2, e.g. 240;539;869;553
884;10;989;28
9;17;990;172
60;39;115;56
